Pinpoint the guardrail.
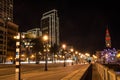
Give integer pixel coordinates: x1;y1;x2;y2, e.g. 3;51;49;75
95;63;120;80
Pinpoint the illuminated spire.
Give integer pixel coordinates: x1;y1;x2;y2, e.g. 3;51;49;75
105;27;111;48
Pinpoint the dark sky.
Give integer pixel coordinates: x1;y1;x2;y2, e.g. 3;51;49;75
13;0;120;54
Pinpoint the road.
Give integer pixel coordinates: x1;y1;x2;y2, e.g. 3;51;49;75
0;63;89;80
0;63;65;76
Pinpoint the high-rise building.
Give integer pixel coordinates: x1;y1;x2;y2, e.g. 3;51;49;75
0;0;13;22
105;27;111;48
0;0;18;63
41;9;59;46
0;18;18;63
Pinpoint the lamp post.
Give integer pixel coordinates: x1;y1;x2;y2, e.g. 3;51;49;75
75;51;79;64
70;48;74;65
62;44;66;67
43;35;49;71
14;33;24;80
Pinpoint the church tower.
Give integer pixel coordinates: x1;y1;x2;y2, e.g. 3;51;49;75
105;27;111;48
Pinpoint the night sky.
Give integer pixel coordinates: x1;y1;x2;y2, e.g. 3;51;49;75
13;0;120;54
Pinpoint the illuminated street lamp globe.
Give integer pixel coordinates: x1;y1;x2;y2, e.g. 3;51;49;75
62;44;66;50
70;48;74;52
43;35;48;42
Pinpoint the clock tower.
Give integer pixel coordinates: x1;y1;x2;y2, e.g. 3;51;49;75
105;27;111;48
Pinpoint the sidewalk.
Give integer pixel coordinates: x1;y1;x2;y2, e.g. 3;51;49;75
0;64;90;80
92;64;102;80
0;63;102;80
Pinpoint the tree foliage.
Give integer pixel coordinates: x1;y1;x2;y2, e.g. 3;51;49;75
50;43;59;55
31;37;44;53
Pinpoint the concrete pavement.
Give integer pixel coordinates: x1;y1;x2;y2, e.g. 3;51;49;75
0;63;102;80
0;64;90;80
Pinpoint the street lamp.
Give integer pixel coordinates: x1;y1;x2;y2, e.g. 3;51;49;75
75;51;78;64
70;48;74;65
62;44;66;67
43;35;49;71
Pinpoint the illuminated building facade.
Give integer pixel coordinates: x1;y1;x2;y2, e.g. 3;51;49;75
0;0;13;22
41;9;59;46
0;18;18;63
21;28;42;61
22;28;42;38
0;0;18;63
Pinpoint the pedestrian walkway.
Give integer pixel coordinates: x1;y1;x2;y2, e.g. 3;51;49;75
0;64;90;80
92;64;102;80
0;63;102;80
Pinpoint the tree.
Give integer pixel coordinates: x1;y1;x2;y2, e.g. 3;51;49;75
50;43;59;62
31;37;44;64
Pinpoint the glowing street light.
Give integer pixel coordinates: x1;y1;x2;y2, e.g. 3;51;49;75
62;44;66;67
43;35;49;71
62;44;66;49
43;35;48;42
70;48;74;65
70;48;74;52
